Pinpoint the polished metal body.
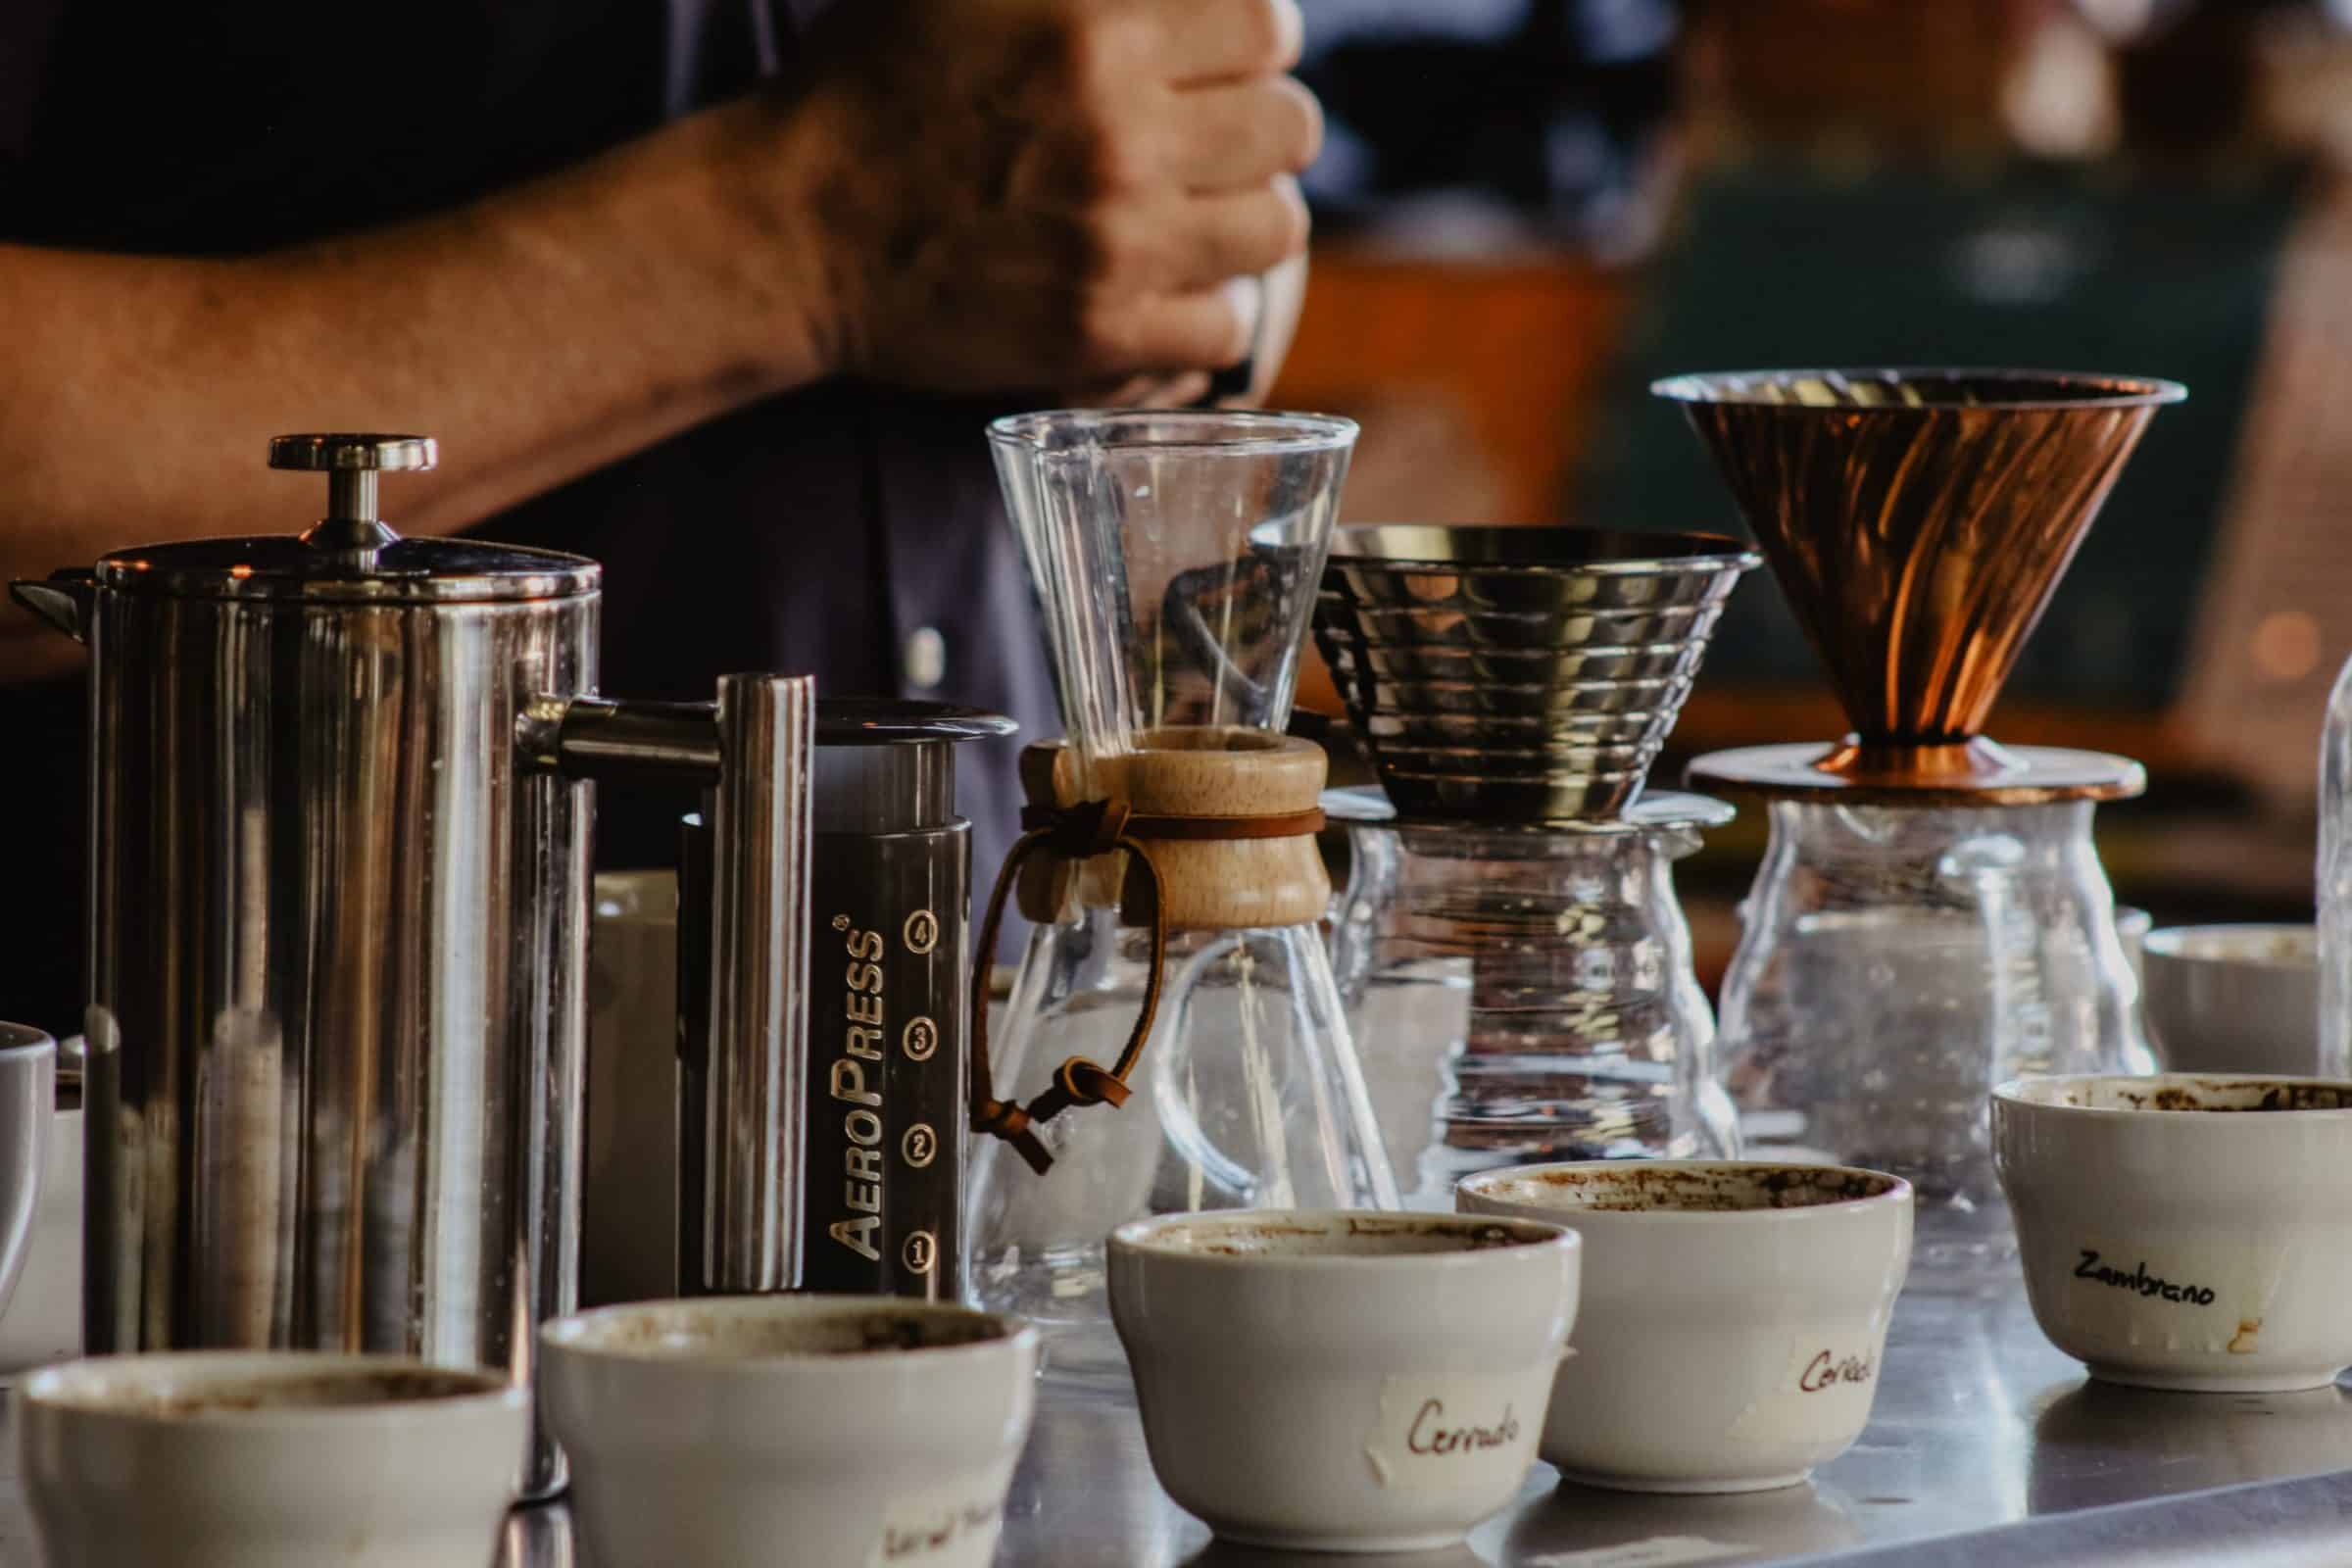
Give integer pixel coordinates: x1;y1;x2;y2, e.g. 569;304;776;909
57;460;599;1498
1315;525;1757;821
15;435;817;1501
704;676;814;1290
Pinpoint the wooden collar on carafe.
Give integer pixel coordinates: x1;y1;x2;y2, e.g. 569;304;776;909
966;730;1331;1175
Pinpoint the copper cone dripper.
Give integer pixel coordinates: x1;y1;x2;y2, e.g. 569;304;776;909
1654;369;2184;791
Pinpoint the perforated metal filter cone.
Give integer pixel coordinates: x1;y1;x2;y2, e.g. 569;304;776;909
1314;526;1759;821
1655;368;2184;787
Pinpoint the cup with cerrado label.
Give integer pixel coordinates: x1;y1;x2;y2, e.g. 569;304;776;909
1994;1074;2352;1393
1106;1209;1581;1552
1457;1160;1913;1494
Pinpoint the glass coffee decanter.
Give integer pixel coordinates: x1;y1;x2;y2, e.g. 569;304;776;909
1312;524;1758;1203
1719;797;2144;1237
968;411;1393;1380
1658;368;2185;1275
1328;788;1740;1205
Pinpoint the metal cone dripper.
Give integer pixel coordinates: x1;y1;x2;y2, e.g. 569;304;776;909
970;411;1393;1371
1654;369;2186;1264
1310;525;1759;1192
1316;525;1758;822
1657;368;2185;800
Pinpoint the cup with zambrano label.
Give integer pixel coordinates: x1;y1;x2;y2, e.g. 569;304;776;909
1107;1209;1581;1551
1995;1074;2352;1394
1458;1160;1913;1494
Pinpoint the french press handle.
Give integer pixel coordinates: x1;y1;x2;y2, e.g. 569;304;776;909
269;432;438;554
521;676;816;1296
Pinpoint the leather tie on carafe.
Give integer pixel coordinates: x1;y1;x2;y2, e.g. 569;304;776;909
965;795;1327;1175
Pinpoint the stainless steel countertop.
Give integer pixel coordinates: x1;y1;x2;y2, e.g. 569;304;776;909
8;1264;2352;1567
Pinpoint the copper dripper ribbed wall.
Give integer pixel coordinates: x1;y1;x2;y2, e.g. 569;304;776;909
1655;369;2184;790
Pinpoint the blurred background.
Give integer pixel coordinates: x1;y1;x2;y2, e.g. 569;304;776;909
1270;0;2352;987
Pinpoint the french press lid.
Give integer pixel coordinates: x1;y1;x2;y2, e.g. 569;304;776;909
91;434;600;604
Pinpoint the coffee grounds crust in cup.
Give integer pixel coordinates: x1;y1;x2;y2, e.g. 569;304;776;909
57;1369;489;1418
2006;1076;2352;1113
27;1359;514;1420
1129;1212;1555;1258
547;1298;1026;1361
1472;1163;1901;1213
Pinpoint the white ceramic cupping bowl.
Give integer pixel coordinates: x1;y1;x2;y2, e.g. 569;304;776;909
1108;1208;1581;1553
1995;1074;2352;1393
0;1088;80;1374
1459;1161;1913;1494
20;1351;527;1568
0;1024;55;1325
2139;924;2320;1076
541;1296;1039;1568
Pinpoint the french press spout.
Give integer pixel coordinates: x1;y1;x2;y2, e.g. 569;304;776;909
13;432;817;1498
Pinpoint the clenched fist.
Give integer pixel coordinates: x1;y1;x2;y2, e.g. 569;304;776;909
773;0;1320;395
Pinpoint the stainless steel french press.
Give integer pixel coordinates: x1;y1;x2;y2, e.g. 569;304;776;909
14;433;815;1496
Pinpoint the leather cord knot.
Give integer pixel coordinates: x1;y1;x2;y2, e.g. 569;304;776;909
968;792;1321;1173
967;802;1168;1176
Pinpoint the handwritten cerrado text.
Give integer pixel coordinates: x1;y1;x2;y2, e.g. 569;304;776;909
1405;1399;1520;1456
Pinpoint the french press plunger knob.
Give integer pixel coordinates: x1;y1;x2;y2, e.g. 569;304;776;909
269;432;439;554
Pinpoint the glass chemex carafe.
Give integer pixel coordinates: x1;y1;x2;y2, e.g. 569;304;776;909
1656;368;2185;1276
1310;525;1757;1203
968;411;1394;1380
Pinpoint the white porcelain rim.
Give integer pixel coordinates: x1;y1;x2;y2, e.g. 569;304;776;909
1108;1207;1577;1270
24;1351;521;1431
1995;1073;2352;1119
541;1295;1036;1369
1458;1160;1913;1229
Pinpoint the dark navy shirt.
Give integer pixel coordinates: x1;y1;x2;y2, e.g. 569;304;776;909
0;0;1054;1034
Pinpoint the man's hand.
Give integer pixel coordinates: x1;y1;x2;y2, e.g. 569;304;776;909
778;0;1321;394
0;0;1325;682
